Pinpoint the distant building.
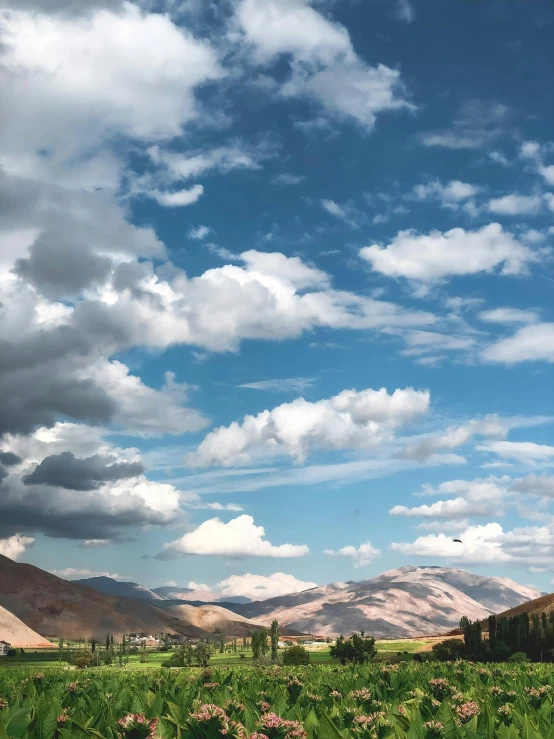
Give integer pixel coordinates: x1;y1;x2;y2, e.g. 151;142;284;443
0;641;11;656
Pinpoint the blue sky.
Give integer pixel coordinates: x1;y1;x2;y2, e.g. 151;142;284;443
1;0;554;602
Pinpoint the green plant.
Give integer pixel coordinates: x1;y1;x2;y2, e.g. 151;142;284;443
282;645;311;666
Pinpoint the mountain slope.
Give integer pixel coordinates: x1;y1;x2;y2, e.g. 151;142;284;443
163;604;262;637
0;604;55;648
74;576;164;602
0;555;208;640
237;567;541;638
480;592;554;627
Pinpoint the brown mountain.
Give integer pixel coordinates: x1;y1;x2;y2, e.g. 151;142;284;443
480;592;554;629
235;566;541;638
0;555;242;640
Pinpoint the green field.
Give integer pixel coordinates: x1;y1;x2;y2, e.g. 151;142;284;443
0;660;553;738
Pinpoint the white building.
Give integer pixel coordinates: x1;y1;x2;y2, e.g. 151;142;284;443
0;641;11;656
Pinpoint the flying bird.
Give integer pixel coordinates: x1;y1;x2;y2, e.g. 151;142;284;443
452;539;463;543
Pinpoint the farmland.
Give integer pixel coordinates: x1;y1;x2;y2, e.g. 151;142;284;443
0;661;553;738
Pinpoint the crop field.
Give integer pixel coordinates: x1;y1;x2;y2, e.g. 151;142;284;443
0;661;553;739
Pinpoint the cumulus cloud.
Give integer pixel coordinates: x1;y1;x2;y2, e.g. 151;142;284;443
398;415;507;460
324;541;380;567
411;180;480;211
147;184;204;207
159;514;309;558
189;225;212;240
479;308;539;325
488;194;543;216
0;423;183;539
22;451;144;491
238;377;315;392
217;572;317;600
477;440;554;463
395;0;414;23
419;100;512;150
236;0;413;129
392;521;554;569
360;224;535;283
0;534;35;560
482;323;554;364
0;3;221;164
389;477;508;519
187;386;430;466
51;568;125;580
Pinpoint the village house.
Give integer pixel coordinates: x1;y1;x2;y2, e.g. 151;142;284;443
0;640;11;656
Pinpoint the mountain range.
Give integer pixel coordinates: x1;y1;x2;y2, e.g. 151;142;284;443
224;566;542;638
0;558;544;644
75;565;542;639
0;555;260;641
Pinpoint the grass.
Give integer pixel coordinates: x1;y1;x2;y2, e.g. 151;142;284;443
0;637;442;669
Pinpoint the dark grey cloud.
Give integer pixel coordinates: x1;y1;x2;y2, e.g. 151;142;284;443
14;236;113;299
0;488;177;541
23;452;144;491
0;452;21;466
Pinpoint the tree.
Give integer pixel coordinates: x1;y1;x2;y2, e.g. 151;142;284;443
91;638;96;653
196;642;211;667
270;620;279;661
105;634;110;651
431;639;465;662
282;645;310;665
329;632;376;665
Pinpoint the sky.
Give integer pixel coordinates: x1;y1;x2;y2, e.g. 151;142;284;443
1;0;554;603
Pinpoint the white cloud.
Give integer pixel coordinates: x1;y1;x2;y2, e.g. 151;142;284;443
360;223;535;282
511;474;554;497
477;440;554;463
488;194;542;216
412;180;480;210
148;184;204;207
187;386;430;466
217;572;317;600
238;377;315;392
389;477;508;519
482;323;554;364
322;199;348;219
80;539;111;548
98;249;435;354
519;141;554;186
392;520;554;569
199;502;244;511
479;307;539;325
236;0;412;129
160;514;309;558
273;173;305;185
1;422;185;539
189;225;211;240
419;101;511;151
51;568;125;580
398;415;506;460
0;534;34;560
0;3;221;184
324;540;380;567
391;522;510;563
146;143;265;183
395;0;414;23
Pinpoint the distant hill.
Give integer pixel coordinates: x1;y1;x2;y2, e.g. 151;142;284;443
0;604;55;648
163;603;262;637
75;576;164;602
151;586;251;604
232;566;541;638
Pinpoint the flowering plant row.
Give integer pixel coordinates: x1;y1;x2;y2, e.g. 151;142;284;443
1;661;553;739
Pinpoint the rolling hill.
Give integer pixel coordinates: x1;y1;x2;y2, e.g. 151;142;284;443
232;566;542;638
